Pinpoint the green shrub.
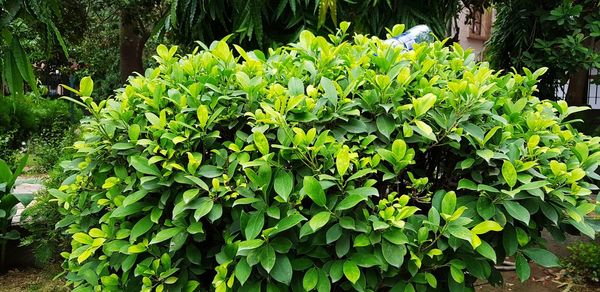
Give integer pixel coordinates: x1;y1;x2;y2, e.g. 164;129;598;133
21;132;80;266
53;24;600;291
563;240;600;284
27;125;79;173
0;94;82;159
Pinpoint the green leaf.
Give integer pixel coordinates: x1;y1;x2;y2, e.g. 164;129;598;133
475;241;497;262
471;220;503;235
441;191;456;215
382;239;405;268
317;269;331;292
198;165;222;178
450;264;464;283
502;160;517;188
476;149;494;163
477;197;495;220
376;115;395;139
10;39;37;93
80;76;94;96
383;229;409;245
130;215;153;242
425;273;437;288
288;77;304;96
150;227;185;244
522;248;560;267
129;124;141;142
353;234;370;247
540;202;558;224
303;176;326;207
413;93;436;117
515;253;530;282
336;147;351;176
274;170;293;202
235;258;251;285
237;239;264;252
271;255;293;285
182;189;199;204
130;156;161;176
414;120;437;141
193;198;214;220
502;201;530;225
343;260;360;284
457;179;477;190
245;211;265;240
391;139;407;159
336;194;367;211
73;233;93;245
346;187;379;197
503;226;518;256
253;131;269;156
260;245;276;272
271;213;306;236
110;203;145;218
326;224;342;244
309;211;330;231
197;105;209;129
518;180;548;191
187;222;203;234
303;267;319;291
447;225;472;243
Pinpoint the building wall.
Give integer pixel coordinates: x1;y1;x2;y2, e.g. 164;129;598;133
452;8;495;61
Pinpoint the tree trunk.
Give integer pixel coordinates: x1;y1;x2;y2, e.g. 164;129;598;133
566;69;589;106
565;38;594;106
119;10;146;82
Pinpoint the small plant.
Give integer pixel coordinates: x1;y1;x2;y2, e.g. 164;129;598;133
563;241;600;284
0;155;31;270
27;126;79;173
54;24;600;291
21;130;80;266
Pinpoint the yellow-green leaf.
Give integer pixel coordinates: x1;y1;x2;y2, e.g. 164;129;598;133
502;160;517;188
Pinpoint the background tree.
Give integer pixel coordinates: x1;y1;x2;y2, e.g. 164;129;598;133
36;0;493;98
0;0;66;96
486;0;600;103
169;0;467;50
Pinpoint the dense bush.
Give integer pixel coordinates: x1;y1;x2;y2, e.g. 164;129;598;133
53;24;600;291
563;240;600;284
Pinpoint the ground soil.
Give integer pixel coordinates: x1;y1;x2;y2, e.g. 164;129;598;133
476;231;600;292
0;264;67;292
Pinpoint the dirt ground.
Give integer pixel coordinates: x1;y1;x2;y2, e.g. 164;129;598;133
476;231;600;292
0;265;67;292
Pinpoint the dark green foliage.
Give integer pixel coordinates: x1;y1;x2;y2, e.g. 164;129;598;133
54;25;600;291
0;155;29;270
171;0;464;51
0;94;82;163
563;240;600;284
486;0;600;99
27;125;79;173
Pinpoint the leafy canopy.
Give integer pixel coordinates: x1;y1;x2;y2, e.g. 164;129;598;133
54;23;600;291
